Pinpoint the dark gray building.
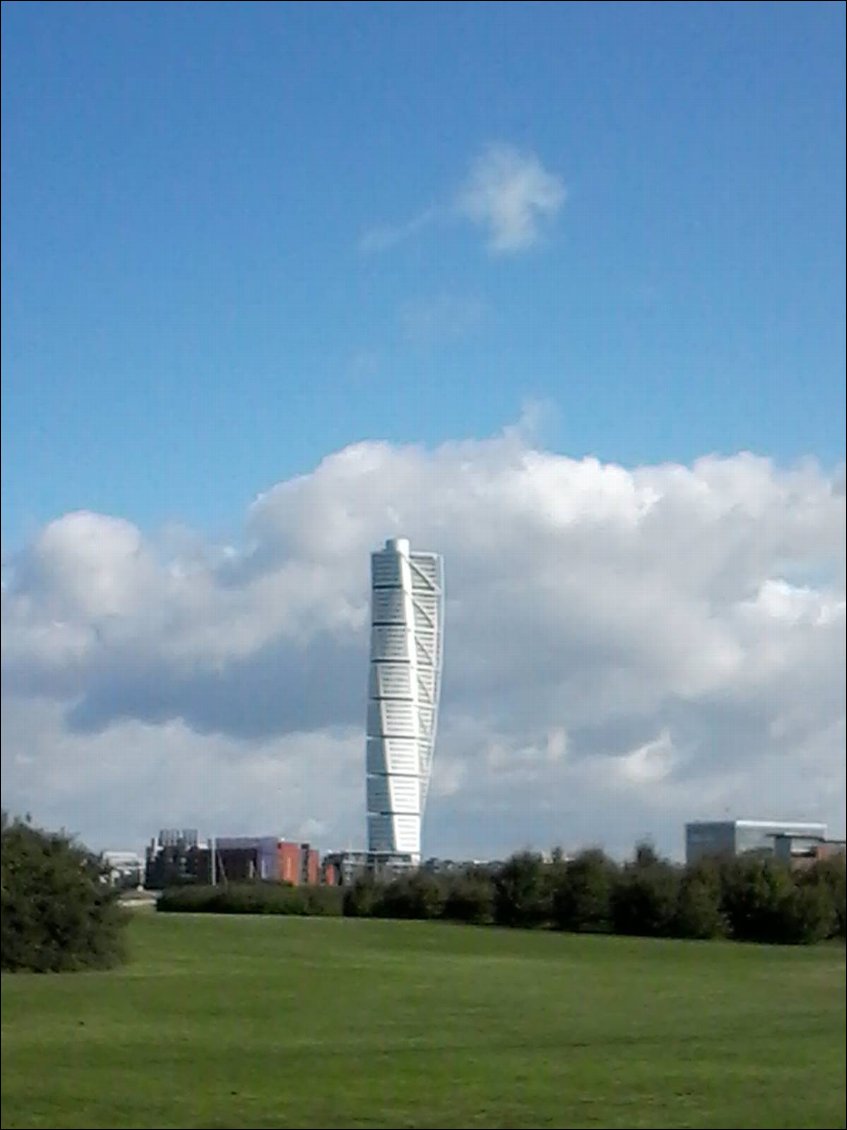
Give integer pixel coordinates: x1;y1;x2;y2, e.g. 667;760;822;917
685;819;827;865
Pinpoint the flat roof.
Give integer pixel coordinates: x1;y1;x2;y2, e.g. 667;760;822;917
686;820;826;830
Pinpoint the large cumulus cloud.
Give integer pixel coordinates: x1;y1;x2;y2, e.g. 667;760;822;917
2;427;844;857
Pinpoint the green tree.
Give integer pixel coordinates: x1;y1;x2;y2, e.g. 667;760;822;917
342;876;382;918
719;856;797;943
778;881;835;945
1;813;128;973
375;871;446;920
797;857;846;940
674;861;727;940
442;870;495;925
611;847;681;937
493;851;549;928
551;849;617;933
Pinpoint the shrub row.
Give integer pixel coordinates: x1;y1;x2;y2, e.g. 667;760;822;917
157;881;344;916
345;846;847;946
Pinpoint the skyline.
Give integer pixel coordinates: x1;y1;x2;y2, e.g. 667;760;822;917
1;1;844;858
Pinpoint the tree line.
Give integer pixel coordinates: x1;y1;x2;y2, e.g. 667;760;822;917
342;844;845;946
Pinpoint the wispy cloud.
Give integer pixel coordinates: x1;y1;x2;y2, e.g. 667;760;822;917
359;143;565;255
347;348;383;382
358;207;439;253
399;294;486;345
456;143;566;253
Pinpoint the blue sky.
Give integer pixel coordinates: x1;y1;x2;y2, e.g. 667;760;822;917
3;0;844;551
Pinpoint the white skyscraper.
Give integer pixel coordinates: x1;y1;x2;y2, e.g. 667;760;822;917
366;537;444;863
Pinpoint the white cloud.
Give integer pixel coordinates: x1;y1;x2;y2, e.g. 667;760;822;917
1;697;362;854
613;730;677;786
359;143;565;255
358;207;439;253
2;425;844;859
456;143;566;253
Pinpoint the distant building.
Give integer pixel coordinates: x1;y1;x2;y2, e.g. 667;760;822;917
301;844;321;885
322;850;368;887
772;833;846;871
366;537;444;864
102;851;145;889
212;837;321;885
278;841;301;884
420;857;504;875
214;836;280;881
321;850;416;886
145;829;207;888
144;831;321;888
685;820;828;866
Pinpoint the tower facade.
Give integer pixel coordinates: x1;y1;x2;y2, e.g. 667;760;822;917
366;537;444;863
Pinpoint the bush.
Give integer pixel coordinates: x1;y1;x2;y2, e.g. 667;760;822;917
1;813;129;973
157;882;343;917
798;857;846;940
441;871;495;925
372;871;446;920
777;881;836;945
719;856;800;944
344;869;494;925
611;848;681;938
493;851;550;928
551;849;617;934
342;876;382;918
674;862;727;940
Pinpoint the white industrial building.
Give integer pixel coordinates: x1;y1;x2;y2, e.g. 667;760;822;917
366;537;444;864
102;850;145;888
685;819;828;865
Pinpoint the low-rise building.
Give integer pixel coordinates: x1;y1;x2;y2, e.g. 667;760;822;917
102;851;145;889
685;819;828;866
212;837;321;885
144;830;322;887
772;833;846;871
144;829;207;888
321;850;416;886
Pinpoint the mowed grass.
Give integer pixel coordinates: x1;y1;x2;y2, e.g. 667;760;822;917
1;914;845;1130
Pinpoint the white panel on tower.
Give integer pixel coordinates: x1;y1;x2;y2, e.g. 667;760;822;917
365;537;444;865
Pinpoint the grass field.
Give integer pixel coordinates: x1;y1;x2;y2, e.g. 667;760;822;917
2;913;845;1130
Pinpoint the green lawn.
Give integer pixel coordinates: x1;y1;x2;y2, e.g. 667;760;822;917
2;913;845;1129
